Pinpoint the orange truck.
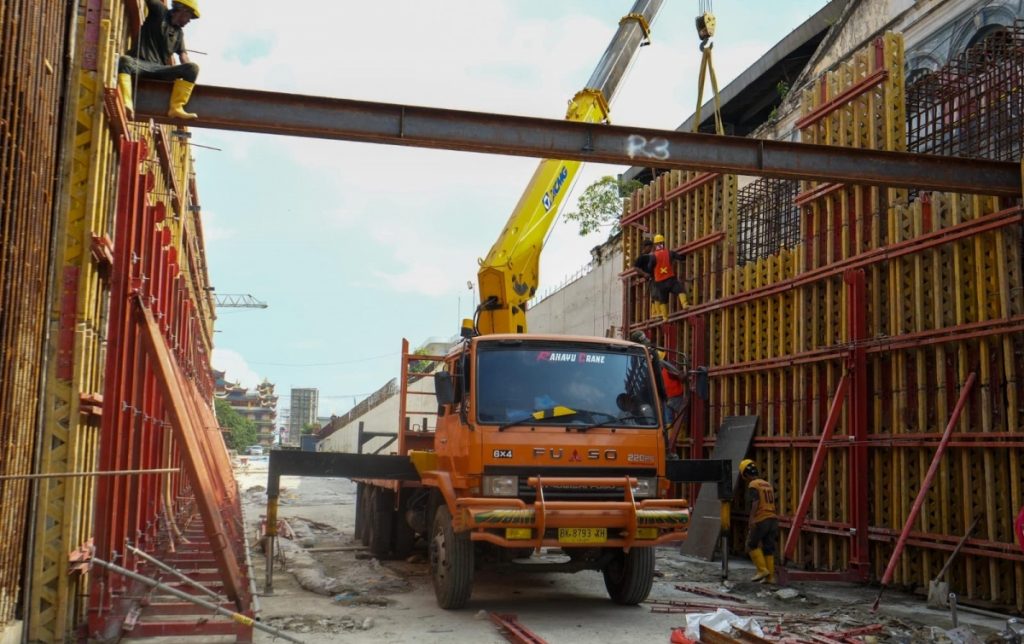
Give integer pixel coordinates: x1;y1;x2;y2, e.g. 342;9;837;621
353;333;693;608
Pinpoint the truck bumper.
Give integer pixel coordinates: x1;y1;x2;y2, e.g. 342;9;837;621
456;476;689;550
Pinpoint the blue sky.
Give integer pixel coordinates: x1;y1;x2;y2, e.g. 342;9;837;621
189;1;829;417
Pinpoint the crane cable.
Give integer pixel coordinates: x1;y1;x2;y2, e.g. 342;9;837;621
694;1;724;136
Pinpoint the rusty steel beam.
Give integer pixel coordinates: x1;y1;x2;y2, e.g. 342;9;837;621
489;613;549;644
132;81;1021;197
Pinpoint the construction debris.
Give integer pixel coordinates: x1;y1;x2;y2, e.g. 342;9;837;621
680;608;765;640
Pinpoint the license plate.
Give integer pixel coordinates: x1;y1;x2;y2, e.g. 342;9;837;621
557;527;607;544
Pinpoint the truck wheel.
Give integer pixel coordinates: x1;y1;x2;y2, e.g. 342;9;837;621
602;547;654;605
430;506;473;609
392;491;416;559
354;483;365;542
369;488;395;558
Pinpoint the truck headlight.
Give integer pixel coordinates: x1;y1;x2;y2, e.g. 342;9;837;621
632;477;657;498
482;475;519;497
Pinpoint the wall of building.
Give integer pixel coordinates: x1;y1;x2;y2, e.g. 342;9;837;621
527;237;624;337
756;0;1024;143
318;373;438;454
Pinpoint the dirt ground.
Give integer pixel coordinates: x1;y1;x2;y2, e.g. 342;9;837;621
236;466;1010;644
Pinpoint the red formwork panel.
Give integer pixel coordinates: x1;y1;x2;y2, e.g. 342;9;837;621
88;138;252;642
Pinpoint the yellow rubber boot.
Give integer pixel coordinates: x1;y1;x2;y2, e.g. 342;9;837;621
762;555;775;584
749;548;769;582
678;292;689;309
118;73;134;118
658;301;669;321
168;79;198;120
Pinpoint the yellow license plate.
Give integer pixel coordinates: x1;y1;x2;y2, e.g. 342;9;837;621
558;527;607;544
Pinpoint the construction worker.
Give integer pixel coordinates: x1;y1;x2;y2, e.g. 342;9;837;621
740;459;778;583
633;236;659;319
658;350;687;424
636;234;688;320
118;0;201;121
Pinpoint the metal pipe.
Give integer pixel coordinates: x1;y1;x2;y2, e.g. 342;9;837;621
949;592;959;628
783;372;851;561
124;543;226;602
0;467;180;481
264;494;279;594
90;556;303;644
878;373;977;587
721;534;729;580
243;533;262;620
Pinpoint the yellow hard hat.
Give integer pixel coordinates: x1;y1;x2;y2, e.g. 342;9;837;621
174;0;200;18
739;459;757;475
653;234;665;244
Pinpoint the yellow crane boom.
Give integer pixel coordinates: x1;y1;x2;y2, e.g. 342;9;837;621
475;0;663;334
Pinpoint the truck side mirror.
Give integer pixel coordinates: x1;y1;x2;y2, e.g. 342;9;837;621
435;371;455;406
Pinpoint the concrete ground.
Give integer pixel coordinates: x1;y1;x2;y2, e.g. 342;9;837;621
236;467;1010;644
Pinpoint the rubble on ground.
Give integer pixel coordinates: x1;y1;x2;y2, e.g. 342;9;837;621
261;614;374;634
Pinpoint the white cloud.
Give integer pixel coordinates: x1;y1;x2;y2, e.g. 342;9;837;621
212;348;263;389
197;208;233;242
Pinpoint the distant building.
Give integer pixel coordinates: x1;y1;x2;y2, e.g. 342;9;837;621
213;371;278;446
289;387;319;445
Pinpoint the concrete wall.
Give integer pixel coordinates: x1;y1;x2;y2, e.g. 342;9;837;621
318;371;438;454
527;239;623;337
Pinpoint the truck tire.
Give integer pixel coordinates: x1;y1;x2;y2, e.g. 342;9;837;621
602;547;654;605
392;491;416;559
354;483;365;542
368;487;395;558
430;505;473;609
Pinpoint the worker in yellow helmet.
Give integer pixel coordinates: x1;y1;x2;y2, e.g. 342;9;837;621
117;0;201;121
633;233;688;321
740;458;778;583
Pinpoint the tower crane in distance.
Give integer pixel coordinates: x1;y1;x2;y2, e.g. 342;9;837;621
213;293;268;309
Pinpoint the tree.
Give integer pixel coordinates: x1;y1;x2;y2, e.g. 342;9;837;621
409;347;434;374
562;175;642;237
215;398;258;450
302;422;321;435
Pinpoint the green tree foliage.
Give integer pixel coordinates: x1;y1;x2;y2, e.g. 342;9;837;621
215;398;258;450
409;347;434;374
562;175;642;237
302;422;321;435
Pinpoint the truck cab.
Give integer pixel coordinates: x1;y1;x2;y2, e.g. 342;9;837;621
412;333;689;608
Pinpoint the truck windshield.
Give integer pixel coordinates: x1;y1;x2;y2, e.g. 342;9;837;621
475;343;658;428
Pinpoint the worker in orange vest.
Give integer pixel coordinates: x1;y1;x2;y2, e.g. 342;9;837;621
635;234;688;321
118;0;202;121
658;350;687;424
740;458;778;583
